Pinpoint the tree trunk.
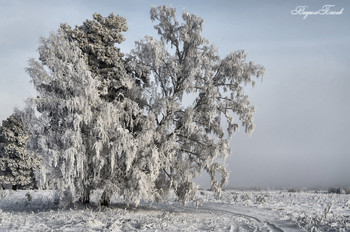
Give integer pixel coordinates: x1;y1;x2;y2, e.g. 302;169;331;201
100;189;112;207
79;187;91;204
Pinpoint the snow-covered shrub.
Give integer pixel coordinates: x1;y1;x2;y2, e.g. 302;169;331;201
288;188;300;193
328;187;350;194
25;192;32;202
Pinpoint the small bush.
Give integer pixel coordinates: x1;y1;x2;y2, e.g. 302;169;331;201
25;192;32;202
328;187;341;194
287;188;299;193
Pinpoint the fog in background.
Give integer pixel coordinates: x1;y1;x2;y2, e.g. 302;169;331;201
1;0;349;188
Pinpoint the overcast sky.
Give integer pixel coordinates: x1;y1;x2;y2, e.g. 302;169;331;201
1;0;349;188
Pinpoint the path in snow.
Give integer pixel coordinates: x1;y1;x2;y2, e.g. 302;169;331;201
153;202;302;232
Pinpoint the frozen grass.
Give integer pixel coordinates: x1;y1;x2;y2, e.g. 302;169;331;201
200;189;350;231
0;189;349;231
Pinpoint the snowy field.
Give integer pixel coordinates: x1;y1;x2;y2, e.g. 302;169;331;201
0;189;349;231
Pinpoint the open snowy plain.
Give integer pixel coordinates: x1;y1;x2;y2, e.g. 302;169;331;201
0;189;349;231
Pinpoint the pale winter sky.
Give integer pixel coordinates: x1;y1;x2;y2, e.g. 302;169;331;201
0;0;349;188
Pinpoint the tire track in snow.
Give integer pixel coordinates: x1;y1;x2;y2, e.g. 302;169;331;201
160;202;301;232
200;202;301;232
196;204;284;232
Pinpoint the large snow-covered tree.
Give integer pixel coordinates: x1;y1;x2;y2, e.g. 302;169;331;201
23;6;264;207
0;112;40;190
130;5;265;202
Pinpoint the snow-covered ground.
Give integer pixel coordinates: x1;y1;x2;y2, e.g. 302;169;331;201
0;189;349;231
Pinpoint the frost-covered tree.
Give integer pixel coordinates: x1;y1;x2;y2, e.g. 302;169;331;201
130;5;265;202
0;112;40;190
23;30;101;204
23;28;157;206
58;13;151;205
23;6;264;207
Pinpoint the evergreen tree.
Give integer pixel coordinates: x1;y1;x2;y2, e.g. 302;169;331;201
0;113;40;190
60;13;149;104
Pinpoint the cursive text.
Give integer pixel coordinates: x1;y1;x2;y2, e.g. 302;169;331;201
291;5;344;19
